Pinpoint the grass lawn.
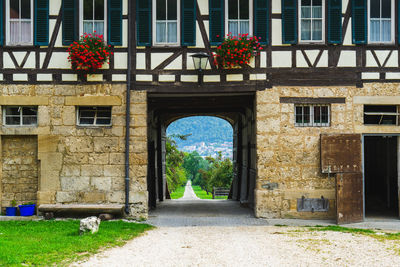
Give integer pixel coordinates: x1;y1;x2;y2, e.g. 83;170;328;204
170;186;185;199
192;185;228;199
0;220;153;266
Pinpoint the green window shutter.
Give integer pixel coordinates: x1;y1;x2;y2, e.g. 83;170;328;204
34;0;49;46
328;0;342;44
209;0;224;45
352;0;367;44
137;0;151;46
0;0;3;46
108;0;122;46
282;0;297;44
254;0;269;45
181;0;196;46
62;0;77;46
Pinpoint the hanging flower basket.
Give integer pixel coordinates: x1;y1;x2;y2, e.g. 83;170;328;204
67;32;112;75
213;33;262;69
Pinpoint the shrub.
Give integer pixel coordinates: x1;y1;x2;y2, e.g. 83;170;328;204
213;33;262;69
67;32;112;74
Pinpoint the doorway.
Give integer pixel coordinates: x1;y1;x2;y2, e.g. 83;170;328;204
147;93;256;215
364;136;399;217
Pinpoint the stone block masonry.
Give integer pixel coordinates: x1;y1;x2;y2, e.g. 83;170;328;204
1;136;38;209
0;84;148;219
255;84;400;219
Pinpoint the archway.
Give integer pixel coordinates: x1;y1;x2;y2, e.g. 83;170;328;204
147;93;256;216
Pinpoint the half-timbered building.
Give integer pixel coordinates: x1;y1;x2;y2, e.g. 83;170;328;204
0;0;399;223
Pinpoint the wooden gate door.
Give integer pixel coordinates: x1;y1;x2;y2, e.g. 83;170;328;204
320;134;363;224
336;173;363;224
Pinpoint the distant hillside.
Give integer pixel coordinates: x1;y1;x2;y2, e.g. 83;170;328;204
167;116;233;148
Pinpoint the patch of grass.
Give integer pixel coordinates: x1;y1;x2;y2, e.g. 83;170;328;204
307;225;400;241
192;185;228;199
170;186;185;199
0;220;153;266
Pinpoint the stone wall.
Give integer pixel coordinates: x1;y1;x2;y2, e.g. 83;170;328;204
255;84;400;219
1;136;38;209
0;84;148;219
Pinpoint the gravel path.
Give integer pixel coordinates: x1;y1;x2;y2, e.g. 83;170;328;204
75;197;400;266
77;225;400;266
177;181;199;200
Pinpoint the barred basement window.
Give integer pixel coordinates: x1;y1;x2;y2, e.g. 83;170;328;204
77;106;112;126
3;106;37;126
295;104;330;127
364;105;399;125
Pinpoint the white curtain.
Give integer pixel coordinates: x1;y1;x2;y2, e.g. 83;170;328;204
228;20;249;36
370;19;391;42
156;21;177;43
9;20;31;44
156;22;166;43
83;21;104;36
381;19;391;42
228;21;238;36
167;22;177;43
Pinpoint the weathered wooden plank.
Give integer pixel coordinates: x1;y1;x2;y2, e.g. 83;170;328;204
336;172;363;224
280;97;345;104
320;134;362;174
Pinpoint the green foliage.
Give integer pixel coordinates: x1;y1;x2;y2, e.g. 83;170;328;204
166;136;187;193
0;220;153;266
197;152;233;194
10;200;16;207
167;116;233;148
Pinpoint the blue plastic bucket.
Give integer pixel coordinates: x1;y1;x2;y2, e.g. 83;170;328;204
5;207;17;216
18;204;36;216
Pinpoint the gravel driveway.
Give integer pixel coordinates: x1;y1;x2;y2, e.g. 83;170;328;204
76;184;400;266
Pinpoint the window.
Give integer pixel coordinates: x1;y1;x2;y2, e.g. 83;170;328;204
299;0;324;42
80;0;107;38
6;0;33;45
364;105;399;125
77;106;112;126
3;106;37;126
368;0;394;43
295;104;330;126
226;0;253;36
153;0;180;45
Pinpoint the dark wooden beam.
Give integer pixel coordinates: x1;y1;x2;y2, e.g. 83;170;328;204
280;97;346;104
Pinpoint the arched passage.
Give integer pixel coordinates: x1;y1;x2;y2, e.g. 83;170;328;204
147;93;257;215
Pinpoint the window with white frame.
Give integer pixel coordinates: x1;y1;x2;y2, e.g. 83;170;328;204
153;0;180;45
368;0;394;43
299;0;324;42
3;106;37;126
295;104;330;126
6;0;33;45
77;106;112;126
226;0;252;36
364;105;399;125
80;0;107;38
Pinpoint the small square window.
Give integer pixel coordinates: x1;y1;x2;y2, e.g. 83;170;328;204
77;106;112;126
3;106;37;126
364;105;399;125
295;104;330;127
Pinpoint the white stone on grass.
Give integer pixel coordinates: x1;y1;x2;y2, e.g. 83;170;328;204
80;216;101;235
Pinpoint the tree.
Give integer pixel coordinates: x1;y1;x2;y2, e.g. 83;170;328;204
197;152;233;193
165;136;187;192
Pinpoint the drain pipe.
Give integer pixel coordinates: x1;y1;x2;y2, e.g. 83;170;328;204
124;0;133;215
